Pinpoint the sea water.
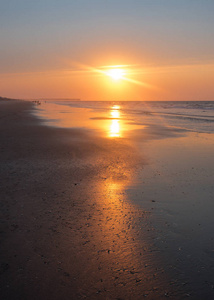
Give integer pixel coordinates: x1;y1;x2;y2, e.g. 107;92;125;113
34;100;214;134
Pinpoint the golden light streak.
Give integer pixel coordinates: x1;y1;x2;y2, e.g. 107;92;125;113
109;105;121;138
67;61;158;90
3;61;214;78
122;76;156;89
111;109;120;118
110;119;120;137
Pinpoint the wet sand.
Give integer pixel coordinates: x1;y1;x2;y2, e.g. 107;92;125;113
0;99;214;299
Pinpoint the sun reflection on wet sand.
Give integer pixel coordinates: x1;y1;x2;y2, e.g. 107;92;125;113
66;161;172;299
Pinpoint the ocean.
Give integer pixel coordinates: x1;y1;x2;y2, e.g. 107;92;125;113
34;100;214;134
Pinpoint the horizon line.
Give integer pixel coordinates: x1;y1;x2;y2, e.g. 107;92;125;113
1;97;214;102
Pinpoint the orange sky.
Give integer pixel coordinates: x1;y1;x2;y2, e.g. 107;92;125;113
0;1;214;101
1;62;214;101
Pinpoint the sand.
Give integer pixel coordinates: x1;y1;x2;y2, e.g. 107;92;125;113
0;99;214;299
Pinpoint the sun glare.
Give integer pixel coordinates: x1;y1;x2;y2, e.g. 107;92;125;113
107;68;125;81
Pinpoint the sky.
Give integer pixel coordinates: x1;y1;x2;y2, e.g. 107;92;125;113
0;0;214;100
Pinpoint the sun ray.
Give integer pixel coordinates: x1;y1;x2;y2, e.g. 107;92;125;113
122;76;157;89
63;61;160;91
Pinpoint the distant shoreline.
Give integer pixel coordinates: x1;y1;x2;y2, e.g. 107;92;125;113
1;96;214;102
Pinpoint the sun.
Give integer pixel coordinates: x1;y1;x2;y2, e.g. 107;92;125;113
107;68;125;81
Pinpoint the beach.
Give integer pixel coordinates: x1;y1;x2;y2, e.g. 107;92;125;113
1;99;214;299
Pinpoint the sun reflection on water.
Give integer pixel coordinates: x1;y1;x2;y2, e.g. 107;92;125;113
35;102;145;139
109;105;121;138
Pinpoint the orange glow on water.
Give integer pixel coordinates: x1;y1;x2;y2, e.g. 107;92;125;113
110;119;120;137
35;101;146;140
110;108;120;119
109;105;121;137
